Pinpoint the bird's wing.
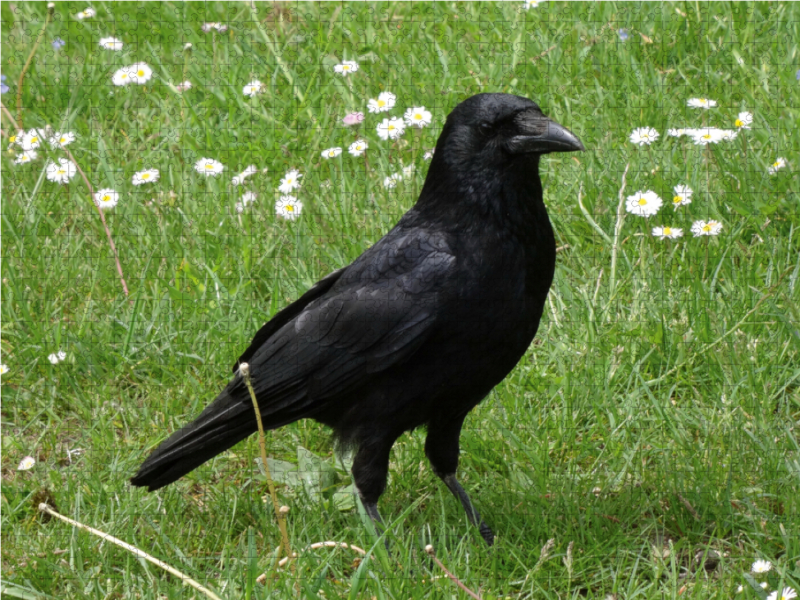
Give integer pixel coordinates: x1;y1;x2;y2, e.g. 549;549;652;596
233;267;346;373
232;228;456;415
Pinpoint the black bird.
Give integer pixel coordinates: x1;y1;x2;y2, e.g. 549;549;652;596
131;93;584;545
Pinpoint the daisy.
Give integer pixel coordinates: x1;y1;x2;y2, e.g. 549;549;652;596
377;117;406;140
687;98;717;109
523;0;542;8
0;364;8;375
112;67;133;86
130;63;153;85
175;81;192;92
767;587;797;600
691;220;723;237
404;106;433;128
243;80;264;96
667;128;687;137
367;91;397;114
14;151;37;164
751;560;773;574
232;165;257;186
735;111;753;129
76;7;96;19
348;140;368;156
201;22;227;33
321;147;342;159
672;184;692;208
768;157;786;175
278;169;302;193
20;129;45;151
49;131;76;147
17;456;35;471
737;586;744;593
241;191;257;206
194;158;224;176
334;61;359;76
46;158;77;184
132;168;160;185
99;37;123;50
275;195;302;220
423;149;435;160
94;188;120;210
48;350;67;364
689;127;725;145
719;129;738;141
383;173;402;189
629;127;659;146
625;190;663;217
402;164;416;178
343;112;365;125
652;226;683;239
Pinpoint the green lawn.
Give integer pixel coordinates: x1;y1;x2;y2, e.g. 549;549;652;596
1;2;798;599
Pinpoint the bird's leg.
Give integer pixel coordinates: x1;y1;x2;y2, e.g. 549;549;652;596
352;436;396;542
440;472;495;546
426;417;495;546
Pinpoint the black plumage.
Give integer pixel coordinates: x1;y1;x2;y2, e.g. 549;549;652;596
131;93;584;545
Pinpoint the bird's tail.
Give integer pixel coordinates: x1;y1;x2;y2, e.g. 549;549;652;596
130;387;257;492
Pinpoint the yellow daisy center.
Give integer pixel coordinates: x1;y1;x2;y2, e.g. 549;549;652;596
31;137;38;144
388;125;395;131
137;70;145;77
287;178;293;184
735;119;743;127
102;195;111;201
57;169;66;174
638;198;647;206
773;161;779;167
205;164;214;169
9;135;16;143
142;173;150;179
286;205;294;211
342;65;350;70
702;134;711;139
700;98;706;103
377;100;385;107
702;224;711;232
415;114;422;120
641;133;649;138
673;196;682;203
121;74;128;79
663;227;671;235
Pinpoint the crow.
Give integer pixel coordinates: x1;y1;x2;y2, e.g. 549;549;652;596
131;93;584;546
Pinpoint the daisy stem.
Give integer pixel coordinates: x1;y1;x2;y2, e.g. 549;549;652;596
608;163;630;307
238;363;296;582
16;3;54;129
61;145;130;297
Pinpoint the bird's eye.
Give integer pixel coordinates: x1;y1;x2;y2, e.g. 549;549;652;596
480;122;493;132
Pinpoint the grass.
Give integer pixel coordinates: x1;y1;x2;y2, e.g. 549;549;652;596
1;1;799;598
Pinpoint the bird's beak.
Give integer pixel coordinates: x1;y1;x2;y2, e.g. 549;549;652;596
508;112;585;154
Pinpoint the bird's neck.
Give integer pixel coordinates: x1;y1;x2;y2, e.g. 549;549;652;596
413;155;548;239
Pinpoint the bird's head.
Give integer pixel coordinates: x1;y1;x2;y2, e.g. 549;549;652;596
433;93;585;172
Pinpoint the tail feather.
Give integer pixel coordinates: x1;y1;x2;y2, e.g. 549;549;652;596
131;389;256;491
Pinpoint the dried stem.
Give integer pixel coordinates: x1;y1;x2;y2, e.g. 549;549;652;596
17;3;54;128
425;545;482;600
38;503;223;600
239;363;295;582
